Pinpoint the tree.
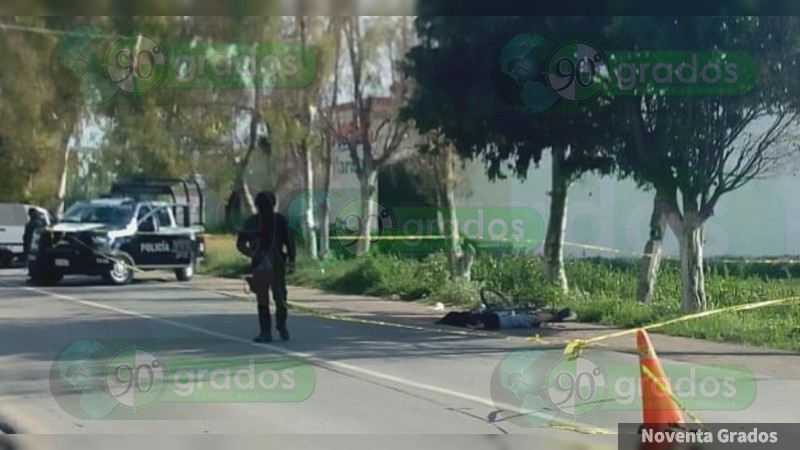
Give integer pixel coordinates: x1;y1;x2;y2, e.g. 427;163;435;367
97;17;213;187
403;16;616;293
211;17;308;227
316;17;345;260
90;17;296;230
609;16;800;311
421;130;475;279
0;17;87;213
271;16;338;260
340;16;414;255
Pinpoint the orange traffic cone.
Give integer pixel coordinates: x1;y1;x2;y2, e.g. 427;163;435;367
637;329;686;449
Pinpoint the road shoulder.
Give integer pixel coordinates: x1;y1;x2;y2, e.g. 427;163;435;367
190;275;800;380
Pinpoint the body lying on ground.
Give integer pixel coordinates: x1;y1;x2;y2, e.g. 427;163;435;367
437;306;576;330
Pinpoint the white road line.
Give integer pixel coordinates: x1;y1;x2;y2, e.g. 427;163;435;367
0;402;51;434
18;284;614;441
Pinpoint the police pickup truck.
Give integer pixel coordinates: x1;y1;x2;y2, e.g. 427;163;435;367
28;178;206;285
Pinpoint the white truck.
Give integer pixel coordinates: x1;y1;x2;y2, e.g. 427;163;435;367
0;203;52;267
27;178;206;285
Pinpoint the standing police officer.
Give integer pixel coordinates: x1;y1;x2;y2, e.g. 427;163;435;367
236;192;295;343
23;208;46;261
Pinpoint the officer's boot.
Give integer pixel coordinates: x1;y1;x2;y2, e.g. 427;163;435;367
254;305;272;343
276;300;289;341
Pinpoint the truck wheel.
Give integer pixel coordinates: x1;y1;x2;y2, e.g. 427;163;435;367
103;253;134;285
175;259;195;282
0;251;14;268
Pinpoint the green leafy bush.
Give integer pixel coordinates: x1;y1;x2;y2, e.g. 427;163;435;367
204;234;800;350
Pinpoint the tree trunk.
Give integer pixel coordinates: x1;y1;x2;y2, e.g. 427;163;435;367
53;130;73;217
226;84;261;224
319;173;332;259
679;211;707;312
637;188;668;302
355;168;378;256
238;181;256;217
440;181;465;279
54;147;70;218
302;140;318;259
319;134;334;260
319;17;341;260
544;146;570;294
225;163;257;228
443;207;474;280
435;148;471;280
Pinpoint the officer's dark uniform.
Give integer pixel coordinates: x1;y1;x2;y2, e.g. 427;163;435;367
23;210;46;260
236;193;295;342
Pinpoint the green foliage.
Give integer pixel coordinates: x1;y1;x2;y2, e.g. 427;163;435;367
403;17;618;181
292;253;450;300
201;234;800;349
287;251;800;350
610;16;800;197
195;234;250;278
429;278;483;307
0;17;86;208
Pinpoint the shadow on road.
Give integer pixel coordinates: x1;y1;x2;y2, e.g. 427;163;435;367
0;312;526;358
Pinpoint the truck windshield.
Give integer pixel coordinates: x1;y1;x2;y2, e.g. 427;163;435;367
61;204;134;227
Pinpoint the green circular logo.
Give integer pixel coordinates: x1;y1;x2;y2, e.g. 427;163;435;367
105;33;169;96
50;339;120;419
287;189;339;235
546;41;609;103
496;33;561;114
331;198;397;256
544;356;609;417
490;349;560;427
491;351;610;428
52;25;119;106
104;347;167;411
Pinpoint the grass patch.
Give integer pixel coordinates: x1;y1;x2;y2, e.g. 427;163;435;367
199;235;800;351
290;253;451;300
197;234;250;278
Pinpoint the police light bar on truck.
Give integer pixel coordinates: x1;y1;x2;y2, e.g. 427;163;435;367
108;177;205;228
90;197;136;205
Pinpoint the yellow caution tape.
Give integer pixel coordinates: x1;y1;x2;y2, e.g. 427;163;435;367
564;241;800;265
641;364;706;430
529;333;548;345
563;241;651;258
210;285;507;338
555;294;800;435
45;227;206;275
329;233;800;265
564;339;589;360
563;295;800;360
60;233;147;274
192;234;799;440
329;235;452;240
206;283;619;442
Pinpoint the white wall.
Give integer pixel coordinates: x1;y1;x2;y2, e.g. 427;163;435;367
458;153;800;258
320;145;800;258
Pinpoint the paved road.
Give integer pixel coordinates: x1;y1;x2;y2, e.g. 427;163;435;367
0;268;798;446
